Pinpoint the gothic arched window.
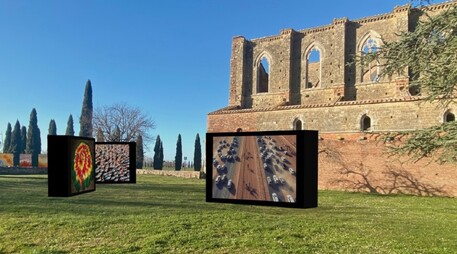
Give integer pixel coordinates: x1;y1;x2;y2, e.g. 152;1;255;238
258;57;270;93
361;36;381;83
306;47;321;88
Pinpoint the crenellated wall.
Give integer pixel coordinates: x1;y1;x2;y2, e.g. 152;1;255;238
227;2;454;110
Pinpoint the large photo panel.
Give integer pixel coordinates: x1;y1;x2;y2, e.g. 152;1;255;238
206;130;318;208
70;138;96;194
48;135;96;197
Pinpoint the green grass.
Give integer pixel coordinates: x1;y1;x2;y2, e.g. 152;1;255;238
0;175;456;253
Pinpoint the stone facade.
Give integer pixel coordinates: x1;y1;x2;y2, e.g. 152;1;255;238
212;2;456;133
208;97;455;133
207;2;457;196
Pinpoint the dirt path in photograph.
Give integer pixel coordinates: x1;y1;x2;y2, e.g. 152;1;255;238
236;136;269;201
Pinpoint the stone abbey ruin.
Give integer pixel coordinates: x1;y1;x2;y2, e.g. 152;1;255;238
207;2;457;197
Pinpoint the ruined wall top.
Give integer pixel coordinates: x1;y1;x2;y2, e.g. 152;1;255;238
226;1;456;110
245;2;454;42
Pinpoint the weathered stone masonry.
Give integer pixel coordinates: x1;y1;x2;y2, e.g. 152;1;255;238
213;2;456;132
208;2;457;196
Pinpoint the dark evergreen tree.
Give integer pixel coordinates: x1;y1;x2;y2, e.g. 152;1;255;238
158;141;163;169
36;127;41;155
79;79;93;137
96;128;104;142
11;121;22;166
48;119;57;135
153;135;162;169
159;141;164;169
193;133;202;171
66;114;75;136
136;135;144;169
26;108;41;167
175;134;182;171
3;123;12;153
20;126;26;154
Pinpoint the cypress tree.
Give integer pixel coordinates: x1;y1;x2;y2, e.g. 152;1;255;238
79;79;93;137
26;108;41;167
153;135;162;169
36;127;41;155
66;114;75;136
96;128;104;142
3;123;12;153
48;119;57;135
175;134;182;171
20;126;27;154
11;120;22;166
136;135;144;169
159;141;164;169
193;133;202;171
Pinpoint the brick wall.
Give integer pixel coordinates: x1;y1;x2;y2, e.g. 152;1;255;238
318;138;457;197
137;169;202;179
207;101;457;197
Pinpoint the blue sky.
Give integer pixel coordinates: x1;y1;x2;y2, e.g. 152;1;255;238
0;0;439;161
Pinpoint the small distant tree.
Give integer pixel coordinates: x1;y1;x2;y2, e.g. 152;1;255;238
96;128;104;142
66;114;75;136
20;126;27;154
175;134;182;171
153;135;162;169
3;123;12;153
37;129;41;155
11;121;22;166
48;119;57;135
193;133;202;171
26;108;41;167
159;140;164;169
136;135;144;169
79;79;93;138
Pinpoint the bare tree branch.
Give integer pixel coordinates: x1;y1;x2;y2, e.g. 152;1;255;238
93;103;155;148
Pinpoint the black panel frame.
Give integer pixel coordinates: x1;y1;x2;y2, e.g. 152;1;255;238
95;142;137;184
48;135;96;197
206;130;318;208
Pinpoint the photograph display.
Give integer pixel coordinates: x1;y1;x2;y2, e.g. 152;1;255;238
0;154;13;167
70;140;96;194
95;144;131;182
38;154;48;168
212;134;297;203
19;154;32;167
206;130;318;208
48;135;96;197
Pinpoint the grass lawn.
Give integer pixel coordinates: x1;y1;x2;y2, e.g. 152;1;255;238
0;174;456;254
